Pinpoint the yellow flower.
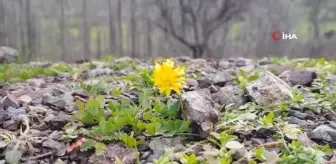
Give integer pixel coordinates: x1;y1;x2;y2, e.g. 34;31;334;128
153;59;186;96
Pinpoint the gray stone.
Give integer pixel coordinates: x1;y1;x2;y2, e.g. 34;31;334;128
288;117;309;128
48;112;70;130
27;79;46;88
208;70;235;86
18;95;32;105
288;110;316;120
42;139;66;156
234;58;253;67
309;125;336;143
246;71;293;106
0;46;19;63
185;79;198;88
181;89;219;138
146;151;164;163
47;98;66;110
297;133;317;147
2;94;20;110
88;143;137;164
212;85;246;108
288;71;317;86
3;120;18;131
52;88;65;97
0;110;10;125
7;107;26;119
46;93;74;112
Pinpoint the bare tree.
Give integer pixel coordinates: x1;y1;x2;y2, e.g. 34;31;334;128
0;0;6;45
82;0;91;59
18;0;26;56
130;0;137;57
59;0;66;61
146;13;153;57
154;0;249;58
117;0;123;56
307;0;322;39
26;0;34;60
97;30;102;58
107;0;116;54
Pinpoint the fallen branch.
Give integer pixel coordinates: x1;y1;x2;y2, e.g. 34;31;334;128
21;151;55;161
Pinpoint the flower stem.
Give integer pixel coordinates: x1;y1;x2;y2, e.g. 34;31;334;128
179;95;183;112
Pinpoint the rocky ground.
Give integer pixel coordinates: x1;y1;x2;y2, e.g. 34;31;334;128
1;56;336;164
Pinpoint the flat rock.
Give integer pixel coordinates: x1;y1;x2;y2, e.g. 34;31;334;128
45;93;74;112
181;89;219;138
88;143;137;164
288;71;317;86
7;107;26;119
0;110;10;125
0;46;18;63
2;94;20;110
18;95;32;105
246;71;293;106
47;112;70;130
3;119;18;131
42;139;66;156
280;70;317;86
27;79;46;88
208;70;235;86
212;85;246;108
309;125;336;143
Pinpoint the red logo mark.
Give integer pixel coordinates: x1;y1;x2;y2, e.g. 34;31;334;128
272;31;282;41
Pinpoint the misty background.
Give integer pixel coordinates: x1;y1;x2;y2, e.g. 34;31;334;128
0;0;335;62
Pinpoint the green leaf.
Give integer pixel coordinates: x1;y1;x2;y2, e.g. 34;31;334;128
181;154;198;164
239;69;247;78
279;103;288;111
147;122;162;135
320;144;332;153
247;74;259;82
136;121;147;132
72;100;86;120
262;112;275;127
81;139;96;152
94;142;107;156
238;76;245;82
95;95;105;108
86;99;101;116
98;120;117;135
295;94;304;102
81;114;96;124
217;132;236;146
5;150;22;164
113;89;123;96
255;147;266;161
119;133;137;148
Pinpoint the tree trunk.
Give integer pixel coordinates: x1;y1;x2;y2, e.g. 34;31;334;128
190;44;204;58
26;0;33;61
130;0;136;58
117;0;123;56
18;0;26;56
59;0;66;61
97;30;102;59
0;0;6;46
82;0;91;60
107;0;116;54
146;18;152;57
310;0;321;40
